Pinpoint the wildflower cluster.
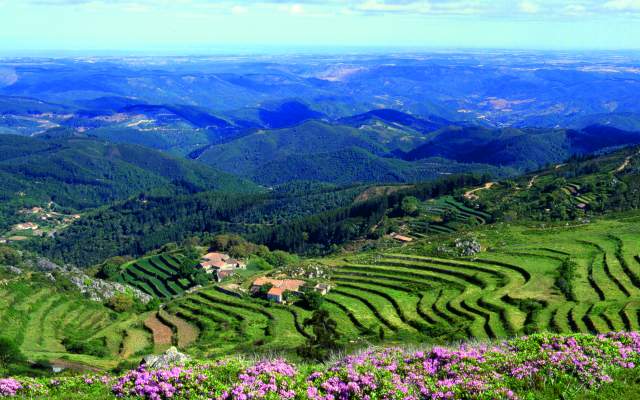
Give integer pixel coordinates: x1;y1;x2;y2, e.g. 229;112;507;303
0;379;21;397
1;332;639;399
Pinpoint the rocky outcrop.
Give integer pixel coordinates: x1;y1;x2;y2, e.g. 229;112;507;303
143;347;191;369
34;257;152;304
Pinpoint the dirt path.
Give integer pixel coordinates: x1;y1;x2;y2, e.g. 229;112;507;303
615;149;640;173
527;175;539;189
159;310;199;348
463;182;496;200
144;313;173;351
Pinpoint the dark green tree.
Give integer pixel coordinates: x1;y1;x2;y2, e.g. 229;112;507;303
300;288;324;311
400;196;420;216
0;337;25;369
298;309;341;361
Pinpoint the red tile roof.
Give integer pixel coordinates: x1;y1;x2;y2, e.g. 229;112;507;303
267;287;285;296
202;252;229;262
252;277;305;292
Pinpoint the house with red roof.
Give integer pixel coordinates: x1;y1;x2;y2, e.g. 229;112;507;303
251;277;306;303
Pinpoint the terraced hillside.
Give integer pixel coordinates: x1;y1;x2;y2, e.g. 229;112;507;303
164;214;640;354
0;281;150;368
114;253;194;299
404;196;491;238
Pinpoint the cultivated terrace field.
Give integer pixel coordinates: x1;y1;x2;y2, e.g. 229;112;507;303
2;147;640;399
144;213;640;359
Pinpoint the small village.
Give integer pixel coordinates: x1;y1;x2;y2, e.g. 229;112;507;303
196;249;331;304
0;205;80;243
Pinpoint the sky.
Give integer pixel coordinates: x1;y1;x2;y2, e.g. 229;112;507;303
0;0;639;54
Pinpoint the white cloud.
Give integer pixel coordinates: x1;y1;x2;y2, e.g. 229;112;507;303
276;3;305;14
22;0;640;17
230;4;248;14
355;0;432;14
289;3;303;14
563;4;587;16
519;1;539;13
603;0;640;10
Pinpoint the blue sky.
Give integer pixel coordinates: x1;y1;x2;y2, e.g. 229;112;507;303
0;0;639;54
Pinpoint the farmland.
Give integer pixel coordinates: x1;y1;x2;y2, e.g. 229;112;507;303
156;212;640;355
402;195;491;238
0;280;147;368
114;252;195;299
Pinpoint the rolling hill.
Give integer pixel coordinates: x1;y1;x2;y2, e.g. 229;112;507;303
399;125;640;171
0;135;258;210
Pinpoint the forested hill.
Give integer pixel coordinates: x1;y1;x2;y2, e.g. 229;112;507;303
31;175;489;267
32;144;640;268
0;135;259;228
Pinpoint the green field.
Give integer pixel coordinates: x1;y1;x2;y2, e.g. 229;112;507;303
115;253;194;299
0;280;152;368
403;196;491;238
160;213;640;355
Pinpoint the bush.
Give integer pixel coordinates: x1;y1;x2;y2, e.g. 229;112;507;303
400;196;420;216
247;256;273;271
106;293;135;312
297;309;341;361
61;337;108;357
0;246;21;266
261;250;299;268
0;337;24;369
97;256;132;280
555;258;578;301
299;288;324;311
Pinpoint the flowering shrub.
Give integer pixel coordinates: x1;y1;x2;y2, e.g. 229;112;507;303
1;332;640;399
0;379;21;397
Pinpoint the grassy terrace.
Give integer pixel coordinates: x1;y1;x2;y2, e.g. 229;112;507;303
164;214;640;354
7;213;640;367
0;281;152;369
115;252;193;299
404;196;490;238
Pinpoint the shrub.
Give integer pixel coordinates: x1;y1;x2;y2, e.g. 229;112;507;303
61;337;108;358
0;246;21;266
555;258;578;301
400;196;420;216
247;256;273;271
0;337;24;369
106;293;135;312
298;309;341;361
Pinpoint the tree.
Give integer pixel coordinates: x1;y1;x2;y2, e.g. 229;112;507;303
0;246;21;266
247;256;273;271
106;293;135;312
300;288;324;311
298;309;341;361
258;283;274;297
0;337;24;369
400;196;420;216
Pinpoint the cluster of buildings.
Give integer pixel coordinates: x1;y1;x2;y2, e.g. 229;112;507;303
250;277;330;303
198;252;246;282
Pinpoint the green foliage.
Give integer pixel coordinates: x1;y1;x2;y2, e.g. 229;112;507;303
97;256;132;280
0;135;258;220
400;196;420;216
34;174;487;266
299;288;324;311
247;256;273;271
0;245;21;266
61;337;108;358
556;258;578;301
297;309;341;361
0;336;24;369
105;293;135;313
